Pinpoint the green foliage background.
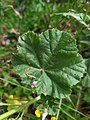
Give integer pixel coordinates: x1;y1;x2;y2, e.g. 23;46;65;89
0;0;90;119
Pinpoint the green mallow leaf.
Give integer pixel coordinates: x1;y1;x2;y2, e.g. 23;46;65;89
13;29;85;99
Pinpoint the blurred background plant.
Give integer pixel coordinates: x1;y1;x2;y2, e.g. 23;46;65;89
0;0;90;119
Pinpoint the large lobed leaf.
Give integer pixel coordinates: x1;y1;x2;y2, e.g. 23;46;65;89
13;29;85;99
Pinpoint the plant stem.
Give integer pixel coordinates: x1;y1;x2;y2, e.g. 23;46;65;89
26;96;41;108
0;96;41;120
0;102;21;106
62;103;88;118
61;108;76;120
75;87;82;117
0;108;20;120
0;78;31;91
56;99;62;120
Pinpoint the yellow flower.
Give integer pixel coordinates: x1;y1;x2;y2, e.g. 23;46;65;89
35;109;42;118
51;117;56;120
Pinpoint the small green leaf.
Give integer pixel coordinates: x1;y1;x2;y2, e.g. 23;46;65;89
82;59;90;87
13;29;85;99
84;89;90;102
53;12;90;27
